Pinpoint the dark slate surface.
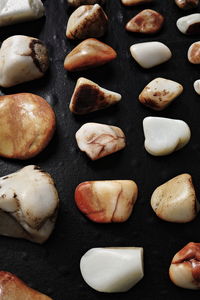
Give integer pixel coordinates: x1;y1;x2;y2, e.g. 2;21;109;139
0;0;200;299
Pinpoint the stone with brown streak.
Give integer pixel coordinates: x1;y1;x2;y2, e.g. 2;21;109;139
69;77;121;115
67;0;105;7
0;93;55;160
66;4;108;39
188;41;200;64
75;123;126;160
126;9;164;34
177;14;200;34
175;0;199;9
139;78;183;110
151;174;199;223
75;180;138;222
121;0;153;6
169;242;200;289
64;39;116;72
0;271;52;299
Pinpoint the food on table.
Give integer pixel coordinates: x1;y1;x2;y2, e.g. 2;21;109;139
64;38;117;72
151;174;199;223
66;4;108;39
70;77;121;114
75;180;138;222
0;0;45;27
139;78;183;110
0;271;52;299
143;117;191;156
130;42;171;69
121;0;153;6
188;41;200;64
126;9;164;34
80;247;144;292
175;0;199;10
0;93;55;159
0;165;59;244
177;14;200;34
0;35;49;87
67;0;105;7
194;79;200;94
169;242;200;289
76;123;126;160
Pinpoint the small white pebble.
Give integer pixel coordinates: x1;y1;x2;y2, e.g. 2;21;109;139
194;79;200;94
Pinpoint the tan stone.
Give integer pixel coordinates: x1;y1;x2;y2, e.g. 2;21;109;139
0;271;52;299
188;41;200;64
66;4;108;39
151;174;199;223
126;9;164;34
64;38;116;72
121;0;153;6
67;0;105;7
169;242;200;289
175;0;199;9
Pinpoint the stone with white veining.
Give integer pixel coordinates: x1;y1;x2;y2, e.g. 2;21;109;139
143;117;191;156
76;123;126;160
177;14;200;34
0;35;49;87
66;4;108;39
70;77;121;114
139;78;183;110
75;180;138;222
130;42;172;69
151;174;199;223
80;247;144;292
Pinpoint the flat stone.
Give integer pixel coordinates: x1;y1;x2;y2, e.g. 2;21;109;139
139;77;183;110
126;9;164;34
64;38;116;71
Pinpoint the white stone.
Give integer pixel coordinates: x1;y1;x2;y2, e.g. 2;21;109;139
139;77;183;110
0;35;49;87
177;14;200;34
0;165;59;243
194;79;200;95
0;0;45;27
143;117;191;156
130;42;172;69
76;123;126;160
80;247;144;293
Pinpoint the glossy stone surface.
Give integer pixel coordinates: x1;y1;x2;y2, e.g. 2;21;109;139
188;41;200;64
64;38;116;71
175;0;199;10
121;0;153;6
177;14;200;34
126;9;164;34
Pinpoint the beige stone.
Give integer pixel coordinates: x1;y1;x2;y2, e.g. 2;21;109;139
121;0;153;6
175;0;199;9
151;174;199;223
188;41;200;64
67;0;105;7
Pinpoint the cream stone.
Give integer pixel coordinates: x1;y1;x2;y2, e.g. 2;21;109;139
66;4;108;39
139;78;183;110
80;247;144;292
76;123;126;160
151;174;199;223
177;14;200;34
130;42;172;69
70;77;121;114
194;79;200;94
0;35;49;87
0;271;52;299
0;165;59;244
143;117;191;156
64;38;117;72
0;0;45;27
169;242;200;289
75;180;138;222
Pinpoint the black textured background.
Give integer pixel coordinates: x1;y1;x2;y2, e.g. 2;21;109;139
0;0;200;299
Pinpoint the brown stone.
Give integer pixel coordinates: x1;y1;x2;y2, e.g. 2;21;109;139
67;0;105;7
64;39;116;72
75;180;138;222
121;0;153;6
66;4;108;39
188;41;200;64
126;9;164;34
175;0;199;9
